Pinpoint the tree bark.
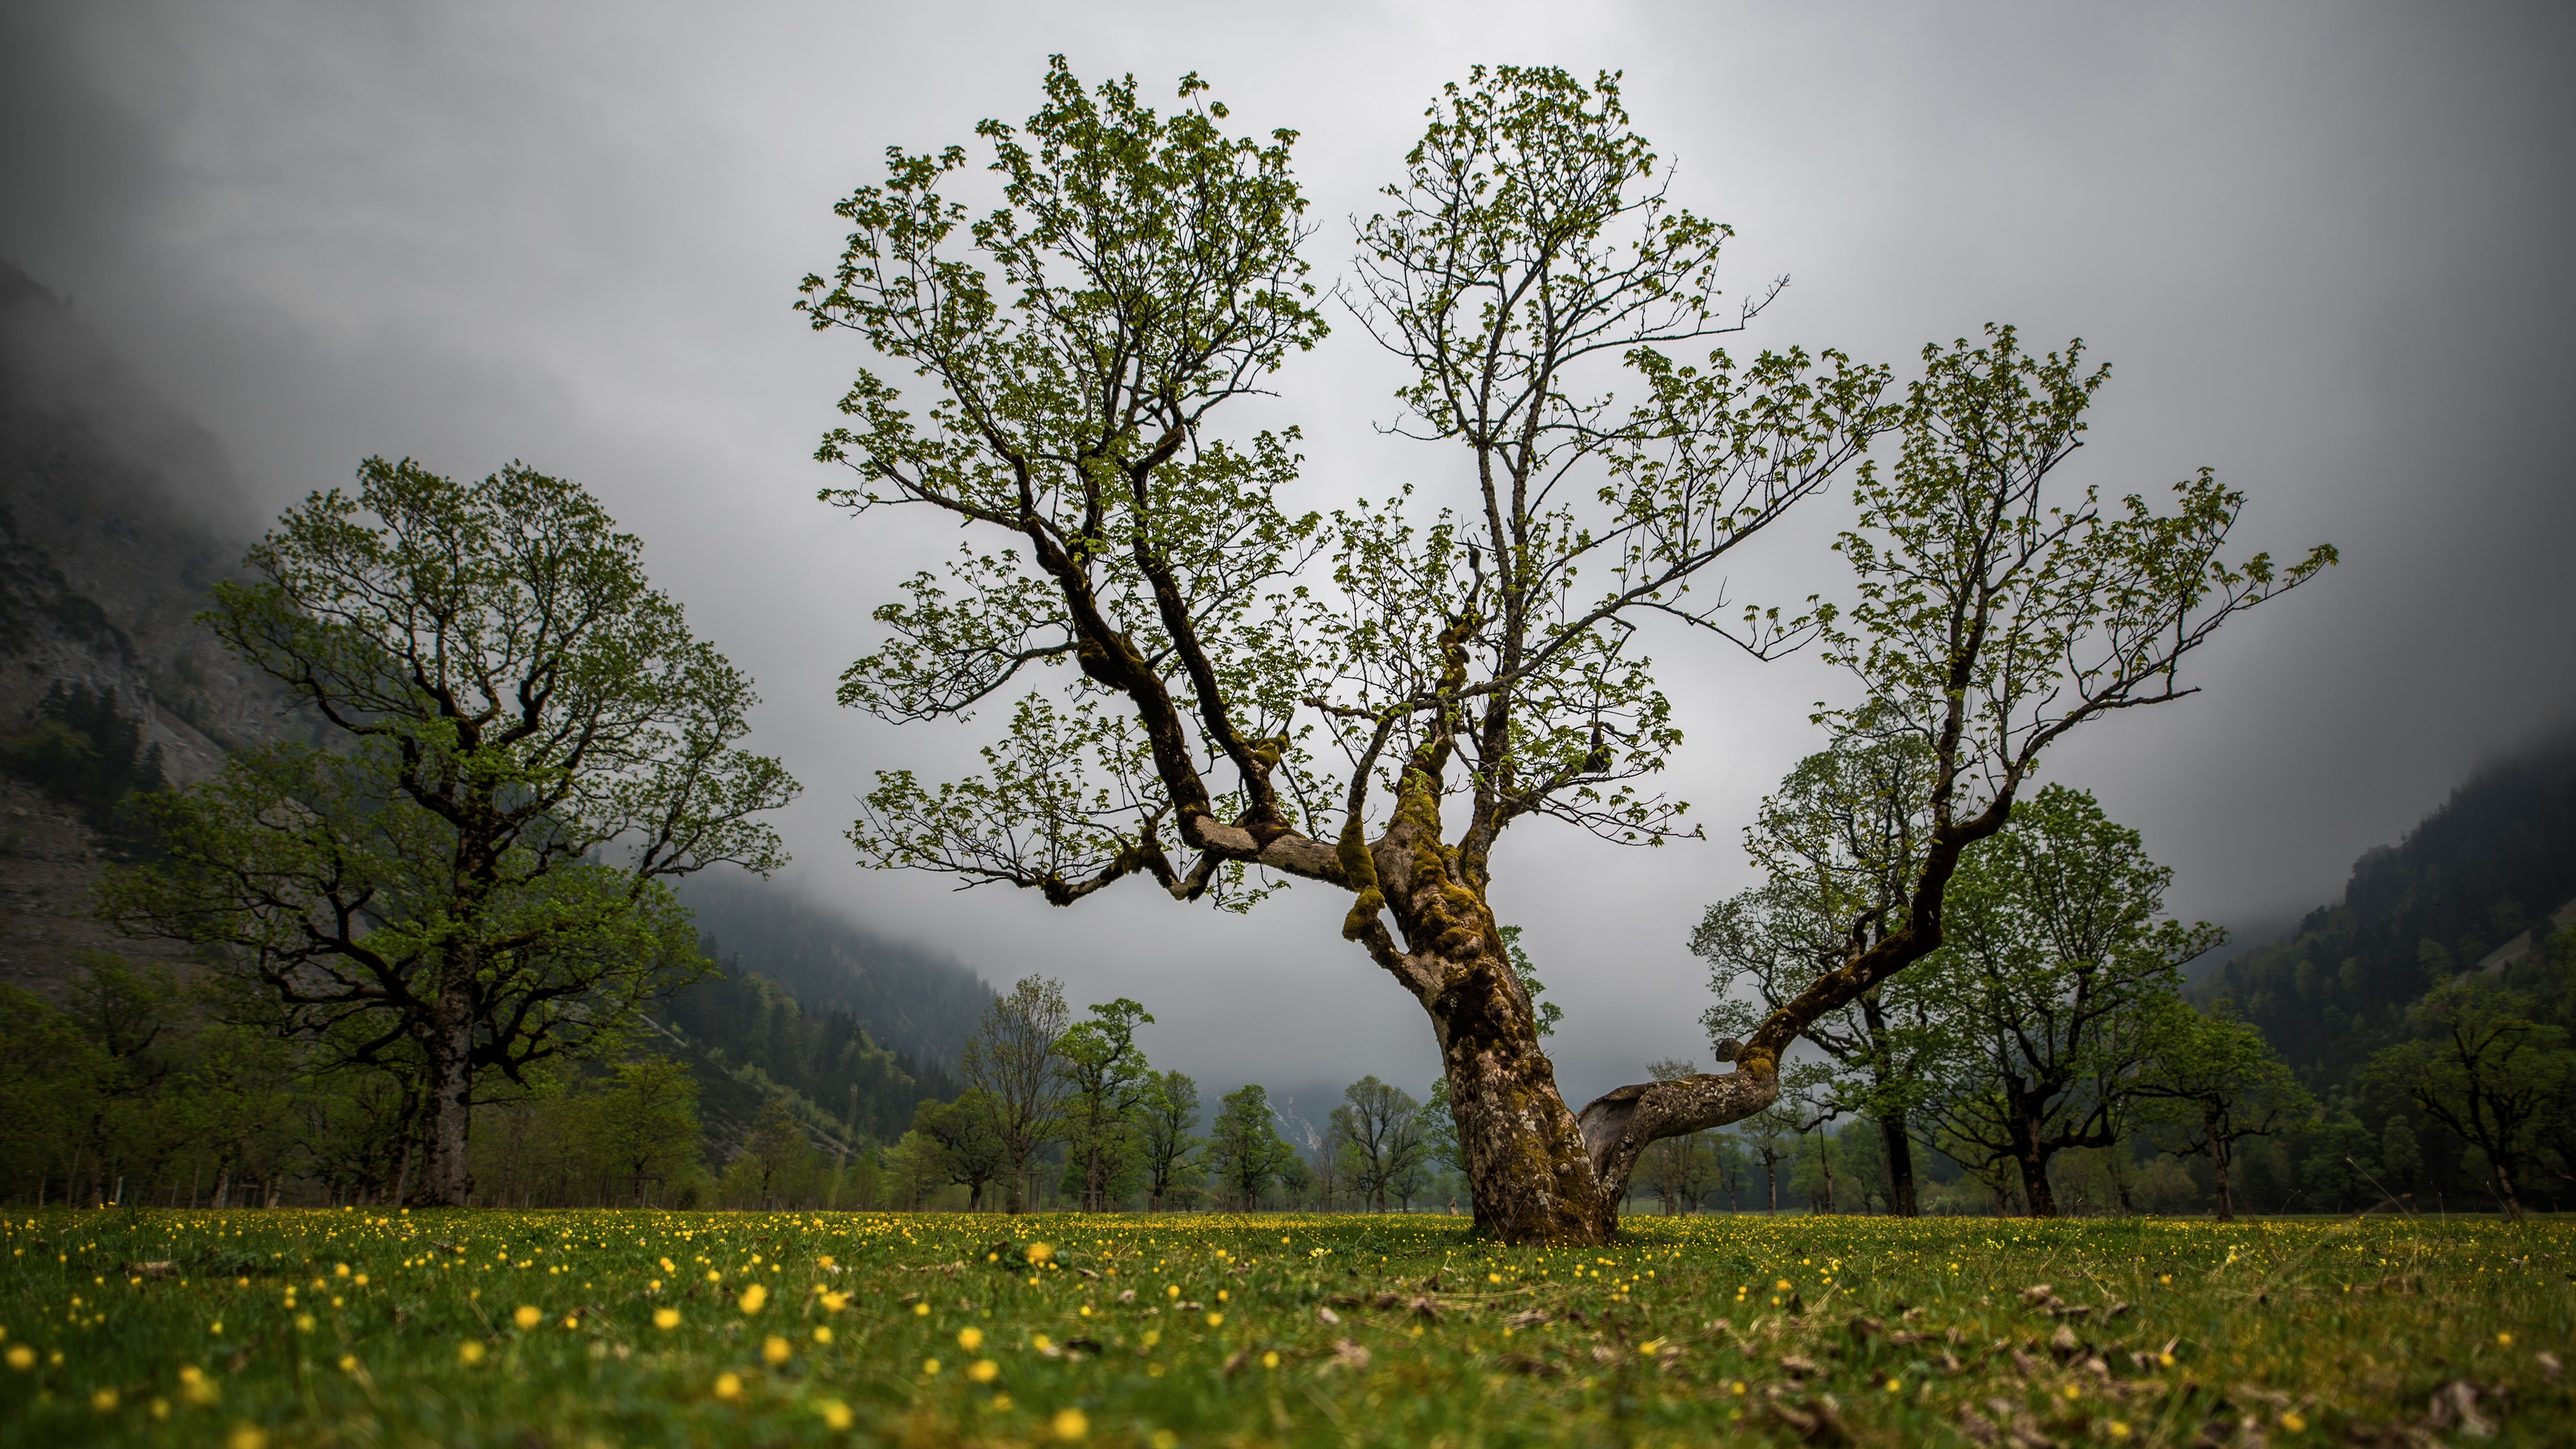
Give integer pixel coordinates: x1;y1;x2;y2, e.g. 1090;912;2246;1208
1880;1114;1919;1217
2207;1106;2235;1222
417;981;477;1207
2009;1104;2058;1218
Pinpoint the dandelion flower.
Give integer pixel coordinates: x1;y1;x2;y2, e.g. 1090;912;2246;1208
90;1388;117;1412
337;1354;358;1373
513;1305;543;1330
739;1283;769;1315
1206;1312;1224;1328
958;1326;984;1352
459;1342;486;1365
763;1336;792;1366
969;1359;1000;1383
4;1346;32;1371
1051;1406;1089;1440
714;1371;743;1401
814;1326;833;1344
654;1307;682;1330
227;1428;267;1449
818;1399;853;1430
822;1291;848;1312
2499;1332;2515;1347
1026;1243;1053;1264
921;1358;941;1376
1263;1350;1281;1369
2280;1411;2308;1432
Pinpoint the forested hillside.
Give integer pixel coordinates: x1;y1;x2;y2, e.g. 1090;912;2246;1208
2201;735;2576;1084
656;953;966;1144
675;870;992;1069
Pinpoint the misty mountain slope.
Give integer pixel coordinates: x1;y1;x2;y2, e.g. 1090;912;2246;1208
0;261;307;998
2201;733;2576;1083
676;870;995;1071
653;961;964;1150
0;262;292;771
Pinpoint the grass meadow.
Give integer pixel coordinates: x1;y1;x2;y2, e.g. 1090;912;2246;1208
1;1207;2569;1447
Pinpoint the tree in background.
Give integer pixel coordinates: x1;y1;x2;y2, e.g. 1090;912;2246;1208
62;951;182;1205
100;459;796;1205
1735;1099;1800;1214
1698;727;1945;1214
1057;997;1155;1210
1137;1069;1204;1212
912;1088;1012;1210
1329;1075;1428;1212
961;975;1071;1212
729;1099;816;1209
1709;1130;1751;1212
879;1128;949;1210
1919;786;2216;1218
2361;977;2571;1221
1635;1058;1717;1214
1207;1084;1299;1209
0;983;102;1204
596;1055;703;1208
2135;1002;2310;1221
802;60;2330;1242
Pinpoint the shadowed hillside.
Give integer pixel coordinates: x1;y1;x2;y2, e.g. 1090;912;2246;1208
2200;732;2576;1083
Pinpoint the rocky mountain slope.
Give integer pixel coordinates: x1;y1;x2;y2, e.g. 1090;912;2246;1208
0;262;305;997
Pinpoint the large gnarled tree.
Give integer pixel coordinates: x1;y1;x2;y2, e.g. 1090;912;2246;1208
799;60;2330;1243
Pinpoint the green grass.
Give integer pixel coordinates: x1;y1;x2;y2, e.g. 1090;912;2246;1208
2;1206;2569;1446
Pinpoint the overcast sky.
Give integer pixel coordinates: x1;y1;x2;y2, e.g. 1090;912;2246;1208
5;1;2572;1110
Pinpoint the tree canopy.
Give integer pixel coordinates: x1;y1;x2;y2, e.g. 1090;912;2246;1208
101;458;796;1204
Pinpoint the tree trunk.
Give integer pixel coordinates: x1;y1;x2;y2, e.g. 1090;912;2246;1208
2010;1108;2057;1219
1358;775;1780;1244
417;998;476;1207
1880;1114;1919;1217
2491;1155;2525;1222
2208;1108;2235;1222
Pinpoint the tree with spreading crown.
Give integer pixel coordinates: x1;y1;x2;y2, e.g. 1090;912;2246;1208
796;58;2332;1243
